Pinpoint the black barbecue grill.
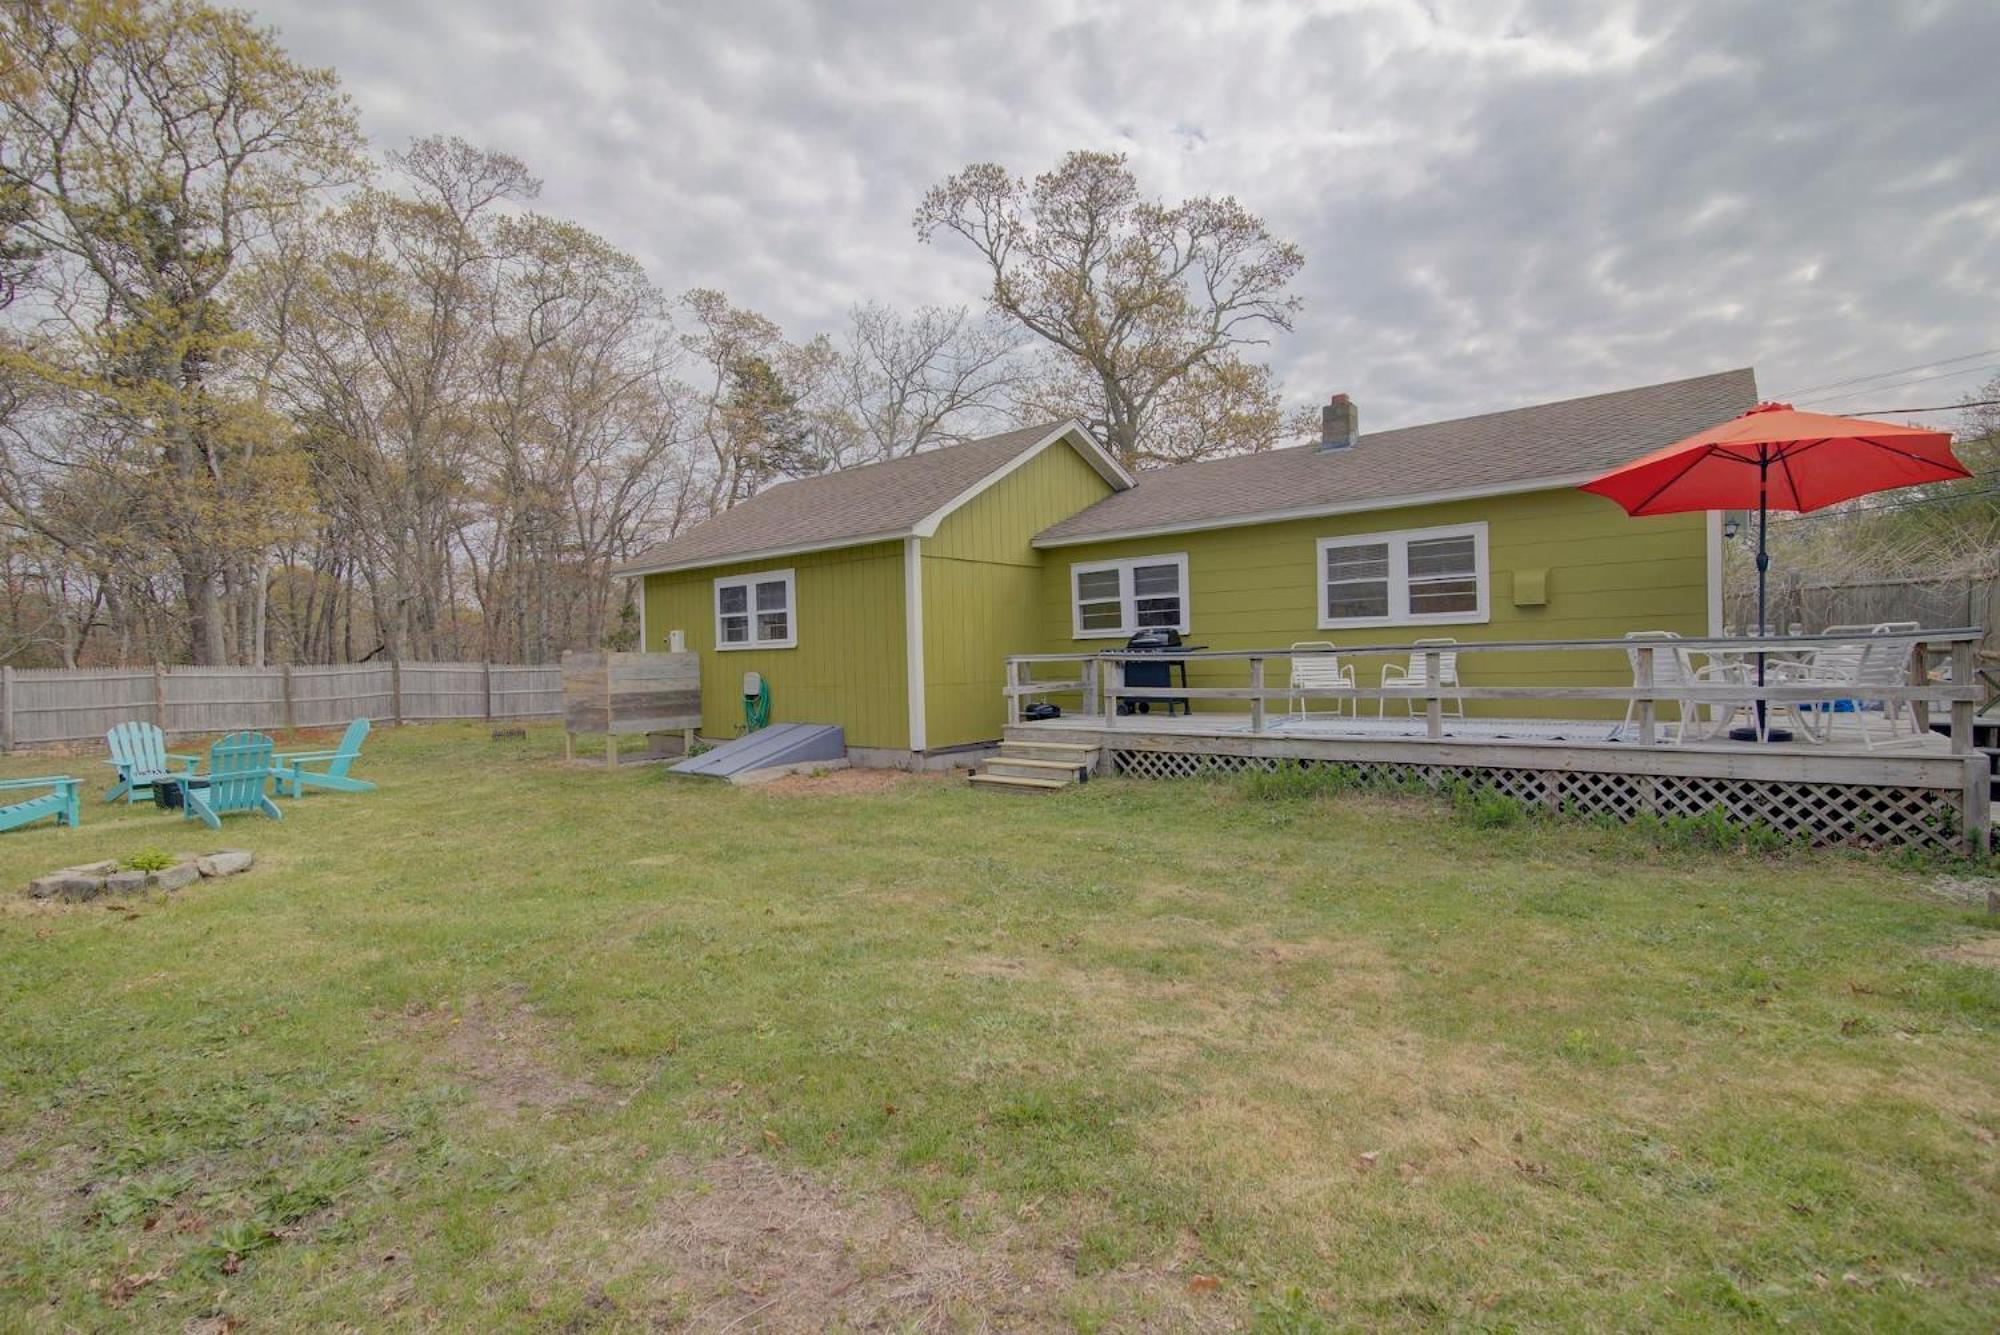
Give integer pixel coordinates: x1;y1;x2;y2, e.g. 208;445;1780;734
1117;628;1204;715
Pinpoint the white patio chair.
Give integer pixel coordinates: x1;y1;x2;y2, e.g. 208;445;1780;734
1379;638;1464;719
1288;641;1356;720
1796;624;1926;749
1619;632;1754;745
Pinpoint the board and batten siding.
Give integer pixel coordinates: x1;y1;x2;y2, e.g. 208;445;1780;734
921;440;1117;750
642;542;910;750
1038;487;1710;719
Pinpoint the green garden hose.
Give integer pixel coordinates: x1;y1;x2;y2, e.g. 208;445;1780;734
743;679;771;732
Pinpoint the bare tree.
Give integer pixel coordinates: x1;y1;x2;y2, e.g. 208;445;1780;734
463;213;684;661
677;289;843;508
1010;345;1290;467
837;302;1020;462
915;150;1303;468
248;138;537;660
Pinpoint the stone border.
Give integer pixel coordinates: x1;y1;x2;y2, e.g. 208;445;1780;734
27;850;255;901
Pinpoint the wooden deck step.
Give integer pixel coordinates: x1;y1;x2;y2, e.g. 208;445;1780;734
1000;740;1096;758
968;772;1070;793
985;757;1090;782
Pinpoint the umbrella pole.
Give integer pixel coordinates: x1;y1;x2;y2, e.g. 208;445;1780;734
1756;459;1768;741
1732;447;1790;743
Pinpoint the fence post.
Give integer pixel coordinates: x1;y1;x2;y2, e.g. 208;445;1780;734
484;662;495;720
1424;649;1444;739
1081;658;1098;718
1636;646;1657;747
390;655;404;726
281;663;295;732
152;663;167;734
1005;659;1020;726
0;665;12;753
1912;640;1934;733
1249;656;1265;734
1950;637;1975;757
1107;659;1123;729
1960;633;1990;853
1640;643;1656;747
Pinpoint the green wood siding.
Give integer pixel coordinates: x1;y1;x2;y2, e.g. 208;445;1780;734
922;441;1116;749
643;542;909;749
1039;489;1710;719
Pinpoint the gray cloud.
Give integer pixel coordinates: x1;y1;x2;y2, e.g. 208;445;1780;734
247;0;2000;431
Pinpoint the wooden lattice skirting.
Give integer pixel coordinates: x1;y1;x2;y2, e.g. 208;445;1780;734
1109;748;1967;852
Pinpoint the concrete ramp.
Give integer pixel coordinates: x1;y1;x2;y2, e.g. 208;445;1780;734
668;723;846;781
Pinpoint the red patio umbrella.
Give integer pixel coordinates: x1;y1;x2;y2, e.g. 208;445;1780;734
1581;401;1970;737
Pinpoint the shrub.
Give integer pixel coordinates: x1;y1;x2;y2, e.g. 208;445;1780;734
1461;788;1527;829
1236;759;1359;801
121;848;175;873
1660;805;1793;854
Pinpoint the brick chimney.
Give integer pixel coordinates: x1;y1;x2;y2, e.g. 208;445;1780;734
1319;393;1358;452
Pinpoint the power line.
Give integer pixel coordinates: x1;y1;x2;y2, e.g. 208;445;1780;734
1796;362;1999;407
1843;396;2000;415
1778;347;2000;399
1761;478;2000;525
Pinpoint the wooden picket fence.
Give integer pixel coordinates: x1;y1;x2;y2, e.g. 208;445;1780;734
0;661;561;751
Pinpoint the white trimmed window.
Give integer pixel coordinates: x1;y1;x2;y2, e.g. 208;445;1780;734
714;568;796;649
1317;523;1488;628
1070;554;1189;638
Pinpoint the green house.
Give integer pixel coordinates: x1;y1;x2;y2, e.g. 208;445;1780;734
617;368;1756;765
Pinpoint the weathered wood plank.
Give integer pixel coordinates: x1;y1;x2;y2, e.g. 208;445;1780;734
561;650;701;736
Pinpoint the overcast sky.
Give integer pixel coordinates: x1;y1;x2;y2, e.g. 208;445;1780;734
247;0;1999;434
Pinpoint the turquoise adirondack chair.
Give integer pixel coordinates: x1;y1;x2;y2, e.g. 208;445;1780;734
272;718;375;797
182;732;283;830
0;776;81;832
104;721;199;805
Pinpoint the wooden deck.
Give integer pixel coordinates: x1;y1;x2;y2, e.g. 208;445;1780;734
1001;631;1993;851
1011;708;1955;757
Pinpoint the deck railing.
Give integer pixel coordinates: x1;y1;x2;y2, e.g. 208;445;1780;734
1003;629;1987;755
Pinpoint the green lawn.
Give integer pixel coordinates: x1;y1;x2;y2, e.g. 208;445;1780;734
1;724;1997;1331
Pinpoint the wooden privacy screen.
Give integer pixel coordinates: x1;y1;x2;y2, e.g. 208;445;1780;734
561;652;700;764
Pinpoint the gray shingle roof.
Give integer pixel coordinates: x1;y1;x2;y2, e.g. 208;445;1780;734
616;422;1086;573
1033;368;1759;545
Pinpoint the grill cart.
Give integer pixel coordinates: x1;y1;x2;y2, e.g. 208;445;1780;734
1117;628;1204;716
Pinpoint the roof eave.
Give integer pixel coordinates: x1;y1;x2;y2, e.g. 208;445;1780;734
613;528;917;578
1030;470;1608;549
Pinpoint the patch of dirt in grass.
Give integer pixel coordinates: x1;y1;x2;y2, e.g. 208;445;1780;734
406;990;602;1119
1929;935;2000;970
609;1153;1235;1331
1926;876;1998;907
0;1133;93;1230
753;767;939;796
1141;1028;1543;1227
0;896;70;919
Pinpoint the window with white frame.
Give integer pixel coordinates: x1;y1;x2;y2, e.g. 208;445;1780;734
1317;524;1488;628
714;568;796;649
1070;554;1189;638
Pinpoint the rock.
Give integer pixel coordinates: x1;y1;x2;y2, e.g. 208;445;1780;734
148;862;200;892
70;860;119;876
195;850;255;878
28;871;106;900
102;870;150;896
